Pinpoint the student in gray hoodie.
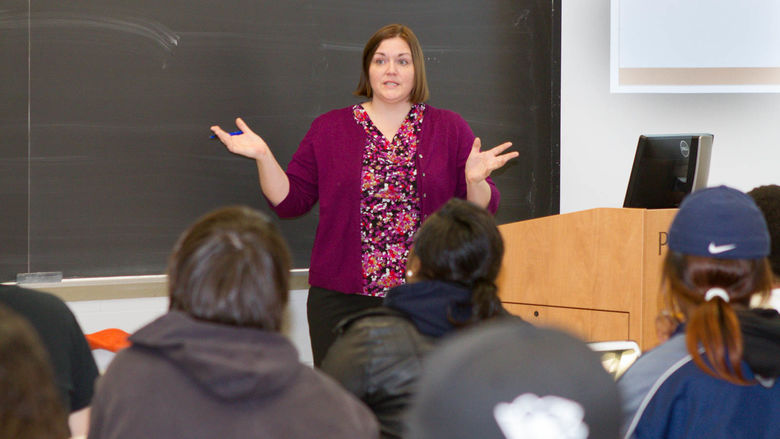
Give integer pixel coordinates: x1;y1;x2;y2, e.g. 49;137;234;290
87;206;379;439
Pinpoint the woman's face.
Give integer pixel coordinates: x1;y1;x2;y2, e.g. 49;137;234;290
368;36;415;105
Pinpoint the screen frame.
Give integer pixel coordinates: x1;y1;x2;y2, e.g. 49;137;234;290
623;133;713;209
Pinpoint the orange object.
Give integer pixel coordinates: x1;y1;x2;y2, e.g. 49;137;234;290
86;328;131;352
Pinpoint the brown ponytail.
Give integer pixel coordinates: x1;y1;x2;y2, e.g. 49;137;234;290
663;252;772;384
685;297;746;384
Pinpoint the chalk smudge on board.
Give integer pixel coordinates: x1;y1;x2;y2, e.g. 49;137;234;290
0;11;180;68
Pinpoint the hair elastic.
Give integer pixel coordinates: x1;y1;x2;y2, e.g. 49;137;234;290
704;288;730;303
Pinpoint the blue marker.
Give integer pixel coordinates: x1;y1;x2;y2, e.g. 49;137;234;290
210;130;243;139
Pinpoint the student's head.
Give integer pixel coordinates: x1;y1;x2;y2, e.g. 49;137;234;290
0;305;69;439
664;185;772;384
406;320;621;439
354;23;429;103
407;198;504;320
168;206;291;331
748;184;780;282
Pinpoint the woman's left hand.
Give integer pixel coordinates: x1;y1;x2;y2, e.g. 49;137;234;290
465;138;518;184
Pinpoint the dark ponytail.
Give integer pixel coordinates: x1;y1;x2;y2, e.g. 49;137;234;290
413;199;505;324
469;278;503;321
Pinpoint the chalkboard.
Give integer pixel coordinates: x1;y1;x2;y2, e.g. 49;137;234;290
0;0;560;281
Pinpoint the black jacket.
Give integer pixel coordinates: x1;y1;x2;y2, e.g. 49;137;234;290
0;285;98;413
739;307;780;380
320;280;513;439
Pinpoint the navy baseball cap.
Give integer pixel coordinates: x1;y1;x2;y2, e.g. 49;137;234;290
668;186;770;259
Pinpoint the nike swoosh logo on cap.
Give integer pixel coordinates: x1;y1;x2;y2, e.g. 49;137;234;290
708;242;737;254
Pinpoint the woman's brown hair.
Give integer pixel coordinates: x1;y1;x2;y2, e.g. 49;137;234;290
0;305;69;439
168;206;291;331
662;251;773;384
354;23;430;103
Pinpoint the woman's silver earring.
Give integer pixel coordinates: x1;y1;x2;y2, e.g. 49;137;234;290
406;270;413;278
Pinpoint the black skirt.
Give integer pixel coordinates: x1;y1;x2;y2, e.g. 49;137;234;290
306;286;383;367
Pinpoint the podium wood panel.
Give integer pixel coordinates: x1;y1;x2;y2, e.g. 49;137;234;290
496;208;677;350
503;303;630;341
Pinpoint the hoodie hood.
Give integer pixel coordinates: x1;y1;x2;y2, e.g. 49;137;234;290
383;280;473;337
739;307;780;379
129;311;301;400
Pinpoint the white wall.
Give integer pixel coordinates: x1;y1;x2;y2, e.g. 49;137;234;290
66;297;169;373
561;0;780;213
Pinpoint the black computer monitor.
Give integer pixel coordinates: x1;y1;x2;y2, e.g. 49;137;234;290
623;134;713;209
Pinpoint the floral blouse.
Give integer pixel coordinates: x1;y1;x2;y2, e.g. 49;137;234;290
354;103;425;297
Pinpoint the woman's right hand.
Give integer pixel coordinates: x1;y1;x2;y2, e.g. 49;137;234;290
210;117;271;160
210;117;290;205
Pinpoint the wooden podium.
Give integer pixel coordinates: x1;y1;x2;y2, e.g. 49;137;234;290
496;208;678;351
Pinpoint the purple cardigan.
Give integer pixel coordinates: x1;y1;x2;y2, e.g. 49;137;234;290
269;105;500;295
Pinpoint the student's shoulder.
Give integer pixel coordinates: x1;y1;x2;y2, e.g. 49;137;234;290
332;307;430;354
336;307;421;340
622;333;690;382
296;366;381;437
0;284;70;314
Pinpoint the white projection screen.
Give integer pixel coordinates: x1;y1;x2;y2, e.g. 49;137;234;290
611;0;780;93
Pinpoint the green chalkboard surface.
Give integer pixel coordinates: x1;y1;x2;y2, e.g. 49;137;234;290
0;0;560;281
